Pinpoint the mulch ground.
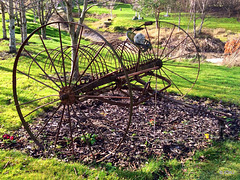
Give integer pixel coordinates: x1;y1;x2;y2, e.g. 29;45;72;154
1;93;239;168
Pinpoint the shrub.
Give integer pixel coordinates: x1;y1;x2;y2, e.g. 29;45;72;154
223;38;240;67
113;26;126;32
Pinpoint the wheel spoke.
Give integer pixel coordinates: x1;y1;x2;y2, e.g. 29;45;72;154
37;30;64;88
69;25;84;86
161;68;184;95
71;104;96;160
161;35;188;61
17;69;59;92
55;105;66;147
144;24;156;59
75;43;106;85
162;66;195;84
18;95;59;106
67;105;75;154
23;98;60;118
159;69;166;88
58;23;67;87
159;25;176;60
157;21;161;58
162;52;195;63
23;48;62;89
163;63;198;69
36;104;62;138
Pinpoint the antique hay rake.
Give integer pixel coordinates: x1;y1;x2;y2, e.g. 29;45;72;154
13;21;200;161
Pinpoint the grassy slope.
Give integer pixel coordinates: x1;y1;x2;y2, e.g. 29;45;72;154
0;12;22;133
86;4;240;34
0;3;239;179
191;63;240;105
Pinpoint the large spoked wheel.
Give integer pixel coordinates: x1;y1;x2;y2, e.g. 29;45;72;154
13;22;133;162
127;21;200;97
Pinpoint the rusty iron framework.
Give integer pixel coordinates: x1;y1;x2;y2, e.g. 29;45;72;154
13;21;200;162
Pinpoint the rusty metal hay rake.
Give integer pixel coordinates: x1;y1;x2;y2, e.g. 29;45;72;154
13;21;200;161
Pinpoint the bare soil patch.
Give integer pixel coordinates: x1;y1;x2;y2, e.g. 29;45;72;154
85;13;112;20
48;12;228;61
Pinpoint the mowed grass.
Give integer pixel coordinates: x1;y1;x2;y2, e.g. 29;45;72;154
190;62;240;105
0;3;240;179
0;140;239;179
86;3;240;35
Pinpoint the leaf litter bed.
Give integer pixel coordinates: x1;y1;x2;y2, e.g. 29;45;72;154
1;93;239;168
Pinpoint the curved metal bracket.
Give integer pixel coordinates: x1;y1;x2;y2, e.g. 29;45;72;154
126;31;152;52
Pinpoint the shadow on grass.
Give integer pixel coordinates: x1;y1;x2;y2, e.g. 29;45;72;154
96;140;240;179
0;65;13;73
64;139;239;179
192;140;240;180
0;140;239;179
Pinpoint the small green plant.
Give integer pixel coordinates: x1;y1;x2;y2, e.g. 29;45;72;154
132;133;137;137
56;145;62;149
226;118;234;122
225;118;234;127
63;137;71;145
105;162;116;172
80;133;97;145
144;139;149;147
181;120;188;125
163;131;168;134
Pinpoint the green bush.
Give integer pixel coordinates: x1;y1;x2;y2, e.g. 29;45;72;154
113;26;126;32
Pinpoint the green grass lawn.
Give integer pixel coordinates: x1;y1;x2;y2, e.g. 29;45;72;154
0;140;239;179
190;63;240;105
85;3;240;35
0;3;240;179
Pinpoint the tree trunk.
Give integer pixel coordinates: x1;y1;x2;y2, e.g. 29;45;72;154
20;0;27;43
65;0;89;80
38;0;49;39
155;11;160;29
15;1;20;27
198;12;205;34
193;12;196;38
9;0;16;53
79;0;88;24
193;2;197;38
65;0;80;80
40;0;46;39
64;0;96;80
227;8;231;18
197;0;208;35
33;10;37;23
178;11;181;31
1;1;7;39
15;11;20;27
110;0;116;19
41;26;47;39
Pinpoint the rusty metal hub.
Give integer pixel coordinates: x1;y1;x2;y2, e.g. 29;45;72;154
155;58;163;67
59;86;76;105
